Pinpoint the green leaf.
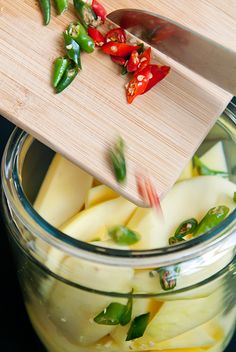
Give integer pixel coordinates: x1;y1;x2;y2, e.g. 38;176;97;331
194;156;228;177
120;294;133;326
109;226;140;245
126;313;150;341
94;303;125;325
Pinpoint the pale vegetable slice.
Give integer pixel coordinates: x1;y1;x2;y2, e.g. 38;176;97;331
47;242;134;346
161;176;235;239
34;154;93;227
145;288;223;342
45;197;136;274
200;141;227;172
128;321;216;351
127;208;167;249
111;298;163;350
178;160;193;182
85;185;118;209
60;197;136;243
128;176;235;251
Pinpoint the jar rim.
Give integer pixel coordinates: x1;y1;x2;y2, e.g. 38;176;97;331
1;121;236;268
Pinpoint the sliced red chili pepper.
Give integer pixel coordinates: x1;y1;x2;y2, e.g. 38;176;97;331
92;0;107;22
126;66;152;104
143;64;170;93
137;47;151;72
102;42;139;57
136;174;163;217
87;28;105;46
111;56;127;66
127;50;140;73
105;28;127;44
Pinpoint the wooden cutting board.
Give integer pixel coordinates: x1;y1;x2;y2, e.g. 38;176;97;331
0;0;235;206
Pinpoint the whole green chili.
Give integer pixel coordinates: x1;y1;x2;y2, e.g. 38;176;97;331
38;0;51;25
64;32;82;68
67;22;95;53
54;0;68;15
55;62;79;93
193;205;230;237
53;57;70;88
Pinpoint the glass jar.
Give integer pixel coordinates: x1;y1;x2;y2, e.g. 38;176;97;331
1;106;236;352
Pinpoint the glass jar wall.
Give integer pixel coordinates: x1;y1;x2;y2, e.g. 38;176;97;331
1;112;236;352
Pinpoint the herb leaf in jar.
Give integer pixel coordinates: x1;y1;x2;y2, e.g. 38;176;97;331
126;313;150;341
94;302;126;325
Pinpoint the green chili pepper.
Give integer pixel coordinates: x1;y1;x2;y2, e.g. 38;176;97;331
55;62;79;94
126;313;150;341
94;303;125;325
67;22;95;53
108;226;140;245
38;0;51;25
120;294;133;326
121;66;128;75
168;236;178;245
63;32;82;68
73;0;100;28
52;57;70;88
234;192;236;203
110;137;127;183
54;0;68;15
193;205;230;237
137;43;145;54
194;156;228;177
158;266;180;291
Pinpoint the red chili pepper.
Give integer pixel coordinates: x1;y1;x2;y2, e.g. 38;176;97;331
92;0;107;23
87;28;105;46
102;42;139;57
126;66;152;104
105;28;127;43
111;56;127;66
127;50;140;72
143;64;170;93
136;174;163;217
137;47;151;72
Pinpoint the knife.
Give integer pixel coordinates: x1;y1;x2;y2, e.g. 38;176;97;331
108;9;236;95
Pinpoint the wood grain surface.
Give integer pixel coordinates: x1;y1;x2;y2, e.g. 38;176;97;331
0;0;235;205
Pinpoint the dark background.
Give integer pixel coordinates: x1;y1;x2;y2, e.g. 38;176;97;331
0;115;235;351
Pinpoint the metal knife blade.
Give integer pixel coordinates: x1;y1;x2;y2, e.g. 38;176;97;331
108;9;236;95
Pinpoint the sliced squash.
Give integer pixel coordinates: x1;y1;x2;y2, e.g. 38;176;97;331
85;185;118;209
200;141;227;173
47;242;134;346
178;160;193;182
127;208;167;250
34;154;93;228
